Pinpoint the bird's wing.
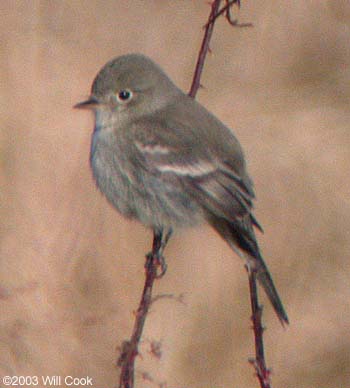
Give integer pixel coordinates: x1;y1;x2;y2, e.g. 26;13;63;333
130;101;287;324
130;115;262;232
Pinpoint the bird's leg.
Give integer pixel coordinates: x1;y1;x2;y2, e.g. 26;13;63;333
145;228;173;278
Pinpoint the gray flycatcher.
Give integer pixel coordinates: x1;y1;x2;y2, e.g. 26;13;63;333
75;53;288;324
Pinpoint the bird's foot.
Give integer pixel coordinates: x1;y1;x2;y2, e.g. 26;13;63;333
145;251;167;278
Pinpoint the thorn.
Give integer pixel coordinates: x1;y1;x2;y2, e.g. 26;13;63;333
149;340;162;359
248;357;256;365
117;340;133;367
140;371;153;383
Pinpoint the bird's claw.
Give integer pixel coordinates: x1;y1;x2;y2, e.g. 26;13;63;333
145;252;167;278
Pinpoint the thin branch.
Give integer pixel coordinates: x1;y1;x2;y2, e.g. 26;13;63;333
203;0;253;29
225;0;253;27
189;0;222;98
247;266;272;388
191;2;272;387
189;0;250;98
118;231;164;388
151;292;186;305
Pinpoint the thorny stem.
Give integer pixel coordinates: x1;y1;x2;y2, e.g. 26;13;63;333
118;231;164;388
189;0;249;98
206;0;253;28
190;1;271;386
247;266;272;388
189;0;221;98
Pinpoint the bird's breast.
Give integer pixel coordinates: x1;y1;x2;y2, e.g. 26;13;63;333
90;126;204;229
90;127;137;216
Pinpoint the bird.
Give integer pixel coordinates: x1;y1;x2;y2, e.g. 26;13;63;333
75;53;288;325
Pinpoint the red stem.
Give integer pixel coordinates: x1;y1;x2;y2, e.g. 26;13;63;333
189;0;222;98
248;267;272;388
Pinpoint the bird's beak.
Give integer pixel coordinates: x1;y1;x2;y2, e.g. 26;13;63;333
74;96;100;110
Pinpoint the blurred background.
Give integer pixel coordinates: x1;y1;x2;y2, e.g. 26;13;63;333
1;1;350;387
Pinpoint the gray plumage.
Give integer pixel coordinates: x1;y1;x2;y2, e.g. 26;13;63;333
75;53;288;324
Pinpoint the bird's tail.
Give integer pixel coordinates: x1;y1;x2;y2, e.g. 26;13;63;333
253;255;289;325
208;215;289;325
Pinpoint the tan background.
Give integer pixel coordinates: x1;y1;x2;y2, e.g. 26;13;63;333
1;1;350;387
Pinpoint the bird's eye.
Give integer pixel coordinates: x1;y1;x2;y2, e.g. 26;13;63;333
116;89;133;103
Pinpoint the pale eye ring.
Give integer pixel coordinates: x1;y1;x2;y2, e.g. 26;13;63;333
116;89;133;103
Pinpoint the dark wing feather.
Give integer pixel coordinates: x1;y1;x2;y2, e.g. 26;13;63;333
131;123;262;233
193;165;263;232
